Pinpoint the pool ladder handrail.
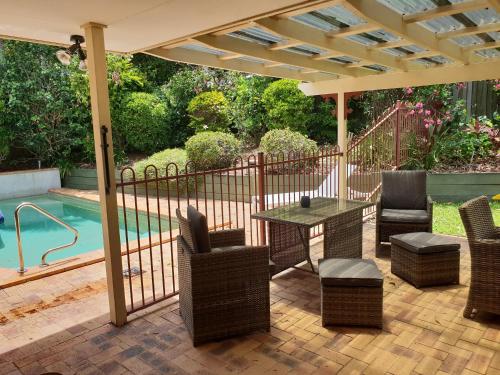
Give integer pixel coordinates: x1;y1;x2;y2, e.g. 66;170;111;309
14;202;79;274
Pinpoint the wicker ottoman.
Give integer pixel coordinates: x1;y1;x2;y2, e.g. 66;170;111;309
390;232;460;288
319;259;383;328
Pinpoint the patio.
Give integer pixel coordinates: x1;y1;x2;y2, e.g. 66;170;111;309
1;1;499;373
1;224;499;375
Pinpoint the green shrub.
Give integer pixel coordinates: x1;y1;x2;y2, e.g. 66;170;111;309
436;131;493;165
185;131;242;170
187;91;231;133
260;128;318;157
126;148;190;192
232;76;274;146
117;92;170;154
262;79;313;133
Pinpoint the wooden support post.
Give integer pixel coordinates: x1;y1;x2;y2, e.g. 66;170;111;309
257;152;267;245
394;100;401;169
337;92;348;199
84;22;127;326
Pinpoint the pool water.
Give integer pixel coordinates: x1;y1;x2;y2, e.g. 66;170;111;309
0;193;172;269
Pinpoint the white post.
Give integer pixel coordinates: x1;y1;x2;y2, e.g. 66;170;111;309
337;92;348;199
83;22;127;326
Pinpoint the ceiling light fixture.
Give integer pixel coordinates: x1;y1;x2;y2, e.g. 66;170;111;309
56;35;87;71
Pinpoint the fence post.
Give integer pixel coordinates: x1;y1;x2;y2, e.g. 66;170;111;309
257;152;267;245
394;100;401;169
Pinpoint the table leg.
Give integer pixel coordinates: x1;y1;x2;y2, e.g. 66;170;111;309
296;226;315;273
323;209;363;259
268;222;310;276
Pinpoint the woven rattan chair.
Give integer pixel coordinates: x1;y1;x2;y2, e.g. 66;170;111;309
459;196;500;319
376;170;433;257
176;207;270;346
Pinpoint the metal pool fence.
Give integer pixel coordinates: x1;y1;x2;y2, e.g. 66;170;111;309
116;101;424;314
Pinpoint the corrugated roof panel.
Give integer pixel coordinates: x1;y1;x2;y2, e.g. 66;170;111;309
314;5;366;26
237;55;267;64
475;48;500;58
230;27;283;45
377;0;438;15
422;9;499;34
288;44;325;55
452;34;490;46
346;34;379;46
182;44;225;56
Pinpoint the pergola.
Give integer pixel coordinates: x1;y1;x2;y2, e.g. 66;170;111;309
1;0;499;325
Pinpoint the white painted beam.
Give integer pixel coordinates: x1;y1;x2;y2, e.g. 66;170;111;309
370;40;413;49
401;51;440;61
299;59;500;95
325;23;378;37
403;0;490;24
146;46;334;81
345;0;468;63
268;39;302;50
255;17;413;71
436;22;500;39
194;34;370;76
464;40;500;51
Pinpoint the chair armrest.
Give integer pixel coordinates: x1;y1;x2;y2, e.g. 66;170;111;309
209;228;246;248
376;197;382;220
472;238;500;251
190;245;270;289
495;227;500;239
427;195;433;230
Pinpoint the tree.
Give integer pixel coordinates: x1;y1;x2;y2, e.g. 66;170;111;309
262;79;314;134
0;40;89;172
69;53;146;162
232;75;275;146
187;91;230;132
117;92;170;154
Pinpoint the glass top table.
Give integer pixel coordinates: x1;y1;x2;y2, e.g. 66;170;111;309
252;197;374;276
251;197;374;228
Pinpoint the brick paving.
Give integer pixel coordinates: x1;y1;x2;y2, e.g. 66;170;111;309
0;224;499;375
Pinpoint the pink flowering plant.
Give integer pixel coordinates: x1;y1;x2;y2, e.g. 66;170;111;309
403;84;467;168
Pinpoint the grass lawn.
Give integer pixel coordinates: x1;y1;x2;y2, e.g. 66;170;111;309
433;200;500;237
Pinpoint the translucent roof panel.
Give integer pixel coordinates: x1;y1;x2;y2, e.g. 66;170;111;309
287;45;325;55
292;5;365;31
237;55;268;64
229;27;282;45
182;44;225;56
476;48;500;58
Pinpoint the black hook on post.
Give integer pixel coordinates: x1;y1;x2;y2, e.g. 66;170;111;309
100;125;111;194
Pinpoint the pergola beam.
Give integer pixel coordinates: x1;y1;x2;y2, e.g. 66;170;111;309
401;51;441;61
345;0;468;64
325;23;379;37
403;0;490;23
219;53;243;60
146;46;334;81
312;51;344;60
194;34;368;77
299;59;500;95
276;0;342;18
487;0;500;13
255;17;412;71
370;40;413;50
436;22;500;39
464;40;500;51
268;39;302;50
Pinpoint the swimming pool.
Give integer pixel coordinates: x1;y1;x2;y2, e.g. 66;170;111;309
0;193;172;269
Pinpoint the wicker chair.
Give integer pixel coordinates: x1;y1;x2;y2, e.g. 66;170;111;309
176;207;270;346
376;170;433;257
459;196;500;319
